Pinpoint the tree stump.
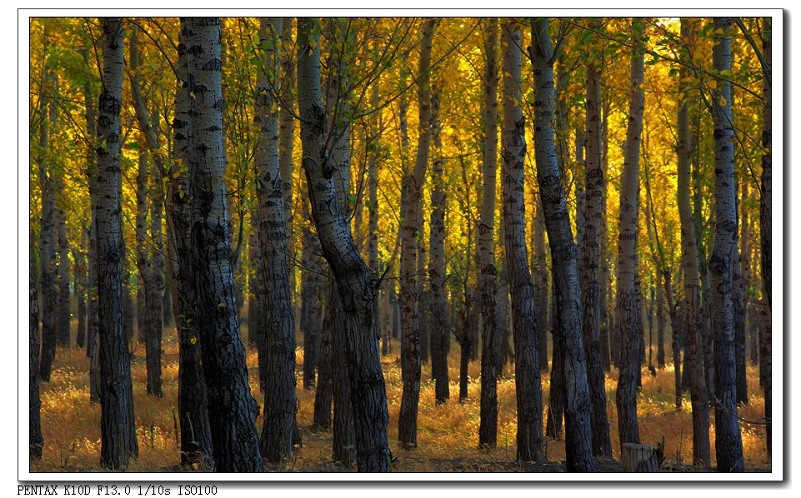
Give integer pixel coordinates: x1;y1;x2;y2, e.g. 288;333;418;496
621;442;662;472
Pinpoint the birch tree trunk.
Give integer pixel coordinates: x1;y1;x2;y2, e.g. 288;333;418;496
399;18;436;449
530;17;596;472
254;17;297;464
477;17;499;449
297;17;391;472
429;88;450;404
95;18;138;469
615;19;645;449
501;20;543;463
170;18;214;470
581;27;612;456
184;17;262;472
709;17;744;472
677;18;710;466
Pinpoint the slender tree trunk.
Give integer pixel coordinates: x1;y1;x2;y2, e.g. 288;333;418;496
600;99;613;373
254;18;297;464
477;17;499;449
399;18;436;450
501;20;543;462
184;17;262;472
30;256;44;459
429;88;449;404
532;193;549;373
656;272;666;368
530;17;596;472
55;193;71;348
760;16;772;458
74;244;87;349
615;19;645;449
95;18;138;469
331;287;356;467
38;68;57;382
673;19;710;467
297;18;391;471
313;283;334;429
709;17;744;472
581;38;613;457
147;175;164;398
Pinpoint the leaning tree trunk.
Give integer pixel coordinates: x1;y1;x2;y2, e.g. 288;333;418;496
398;18;436;450
477;17;500;449
709;17;744;472
429;88;449;404
676;19;711;465
530;17;596;472
501;20;543;463
94;18;139;470
581;27;613;457
531;193;549;373
183;17;262;473
615;18;645;450
30;255;44;459
254;18;297;464
297;17;391;472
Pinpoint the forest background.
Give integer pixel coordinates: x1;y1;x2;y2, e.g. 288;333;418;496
8;3;796;492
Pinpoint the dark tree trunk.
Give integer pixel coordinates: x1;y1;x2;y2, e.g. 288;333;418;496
95;18;139;470
254;18;297;464
30;257;44;459
331;288;356;467
581;39;613;457
74;244;87;349
546;330;564;440
313;284;334;429
297;18;391;471
183;17;262;472
56;201;71;348
759;16;772;458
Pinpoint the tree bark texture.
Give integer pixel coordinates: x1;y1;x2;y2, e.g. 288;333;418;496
170;19;215;470
297;18;391;472
429;88;450;404
254;18;297;464
478;17;499;449
399;18;436;450
709;17;744;472
95;18;139;470
530;17;596;472
581;41;613;457
183;17;262;472
30;256;44;459
676;21;711;464
501;20;543;463
615;19;645;449
760;16;772;458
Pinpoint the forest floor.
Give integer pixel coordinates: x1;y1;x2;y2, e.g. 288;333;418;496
29;323;772;475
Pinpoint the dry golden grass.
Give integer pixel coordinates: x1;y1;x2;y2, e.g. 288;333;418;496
29;324;771;473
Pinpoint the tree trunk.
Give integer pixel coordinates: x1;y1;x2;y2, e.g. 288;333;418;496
600;99;613;373
74;244;87;349
429;88;449;404
399;18;436;450
581;36;613;457
30;256;44;459
300;190;323;390
55;195;71;348
673;33;710;467
477;17;499;449
95;18;139;469
38;67;57;383
184;17;262;472
331;287;356;467
169;18;215;470
501;20;543;463
313;283;334;429
709;17;744;472
759;16;772;458
253;18;297;464
530;17;596;472
297;18;391;472
615;18;645;449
